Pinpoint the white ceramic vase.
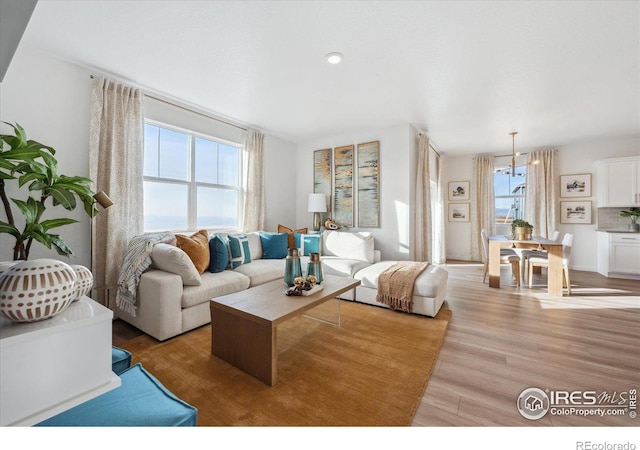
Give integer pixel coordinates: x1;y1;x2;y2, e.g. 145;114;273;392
0;258;78;322
71;265;94;300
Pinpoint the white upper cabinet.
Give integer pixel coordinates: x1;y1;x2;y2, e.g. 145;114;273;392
596;156;640;207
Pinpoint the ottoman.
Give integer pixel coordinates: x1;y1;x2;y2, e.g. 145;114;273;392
345;261;448;317
36;363;197;427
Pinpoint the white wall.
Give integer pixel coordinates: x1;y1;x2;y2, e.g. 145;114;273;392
443;135;640;271
295;123;416;261
0;45;297;266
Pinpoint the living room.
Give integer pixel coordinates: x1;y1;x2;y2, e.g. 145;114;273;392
0;0;638;446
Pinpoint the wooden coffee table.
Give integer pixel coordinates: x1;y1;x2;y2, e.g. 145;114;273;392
210;275;360;386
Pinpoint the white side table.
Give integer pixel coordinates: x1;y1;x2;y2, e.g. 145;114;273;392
0;296;121;426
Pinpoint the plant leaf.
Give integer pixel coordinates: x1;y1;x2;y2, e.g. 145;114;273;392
0;221;20;237
39;218;78;231
45;186;76;210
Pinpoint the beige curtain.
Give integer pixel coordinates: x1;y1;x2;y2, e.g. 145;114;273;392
471;155;495;262
433;154;446;264
525;149;558;238
412;134;432;262
243;128;265;232
89;76;143;308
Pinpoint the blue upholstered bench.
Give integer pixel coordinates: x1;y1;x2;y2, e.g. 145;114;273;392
37;349;197;427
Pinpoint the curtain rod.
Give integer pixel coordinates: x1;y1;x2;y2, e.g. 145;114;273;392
90;74;248;132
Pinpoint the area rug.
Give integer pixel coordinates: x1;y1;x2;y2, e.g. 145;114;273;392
120;301;452;426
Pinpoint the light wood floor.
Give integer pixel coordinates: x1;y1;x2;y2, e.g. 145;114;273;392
412;261;640;426
112;262;640;426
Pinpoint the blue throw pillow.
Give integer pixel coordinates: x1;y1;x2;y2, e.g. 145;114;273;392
300;234;321;256
260;232;288;259
228;234;251;269
209;234;230;273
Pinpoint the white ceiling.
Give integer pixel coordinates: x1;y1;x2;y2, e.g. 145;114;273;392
17;0;640;154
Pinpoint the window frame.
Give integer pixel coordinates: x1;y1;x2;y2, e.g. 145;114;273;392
143;119;245;233
493;159;527;226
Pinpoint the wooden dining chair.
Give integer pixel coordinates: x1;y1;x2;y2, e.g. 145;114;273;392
527;232;573;294
481;229;521;286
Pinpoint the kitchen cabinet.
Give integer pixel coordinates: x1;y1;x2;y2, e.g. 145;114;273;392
597;231;640;279
596;156;640;207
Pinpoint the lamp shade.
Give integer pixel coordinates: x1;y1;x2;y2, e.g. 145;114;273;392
307;193;327;213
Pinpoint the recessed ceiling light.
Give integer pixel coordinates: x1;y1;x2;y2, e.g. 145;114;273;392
325;52;343;64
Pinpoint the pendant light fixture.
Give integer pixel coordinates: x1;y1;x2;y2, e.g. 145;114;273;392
498;131;539;177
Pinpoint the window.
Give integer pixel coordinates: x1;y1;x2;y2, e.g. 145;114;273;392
143;122;243;232
494;164;527;226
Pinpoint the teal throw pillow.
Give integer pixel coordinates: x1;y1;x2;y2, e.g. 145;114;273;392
260;232;288;259
209;234;230;273
300;234;321;256
228;234;251;269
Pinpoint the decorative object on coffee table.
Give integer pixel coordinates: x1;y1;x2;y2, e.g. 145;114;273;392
284;248;302;287
0;258;78;322
306;252;323;284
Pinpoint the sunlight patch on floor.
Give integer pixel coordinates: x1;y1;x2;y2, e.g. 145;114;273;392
531;291;640;310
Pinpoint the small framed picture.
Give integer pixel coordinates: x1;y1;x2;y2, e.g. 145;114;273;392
560;201;592;224
448;181;470;201
560;173;592;198
448;203;470;222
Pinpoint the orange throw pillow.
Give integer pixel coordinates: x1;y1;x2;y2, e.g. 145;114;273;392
175;230;210;274
278;224;308;249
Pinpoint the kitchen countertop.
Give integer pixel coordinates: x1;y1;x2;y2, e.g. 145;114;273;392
596;229;640;233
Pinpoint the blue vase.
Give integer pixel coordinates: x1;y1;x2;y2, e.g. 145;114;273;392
306;252;323;284
284;248;302;286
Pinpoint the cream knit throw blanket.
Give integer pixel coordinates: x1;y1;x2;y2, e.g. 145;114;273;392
376;261;429;313
117;231;175;316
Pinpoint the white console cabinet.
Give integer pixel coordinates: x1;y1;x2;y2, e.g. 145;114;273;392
596;156;640;207
597;232;640;279
0;296;120;426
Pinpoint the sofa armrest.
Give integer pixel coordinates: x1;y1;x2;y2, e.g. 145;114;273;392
117;269;184;341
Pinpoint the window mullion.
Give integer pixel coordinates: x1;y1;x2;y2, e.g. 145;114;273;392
189;135;197;230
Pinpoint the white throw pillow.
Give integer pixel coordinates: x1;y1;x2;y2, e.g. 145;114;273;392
150;243;202;286
246;232;263;260
322;231;375;263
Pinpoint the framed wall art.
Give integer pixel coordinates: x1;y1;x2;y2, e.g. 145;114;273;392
448;181;470;201
334;145;354;227
357;141;380;228
313;148;332;221
448;203;470;222
560;201;592;224
560;173;592;198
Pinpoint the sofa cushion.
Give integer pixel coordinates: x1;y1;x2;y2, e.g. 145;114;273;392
228;234;251;269
260;232;288;259
322;231;375;262
299;234;321;256
233;259;285;287
246;232;263;260
150;243;202;286
181;270;251;309
278;224;308;249
208;234;229;273
176;230;210;274
320;256;373;278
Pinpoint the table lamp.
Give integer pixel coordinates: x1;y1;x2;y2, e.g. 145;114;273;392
307;193;327;231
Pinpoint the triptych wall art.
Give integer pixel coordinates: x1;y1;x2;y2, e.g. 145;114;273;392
313;141;380;228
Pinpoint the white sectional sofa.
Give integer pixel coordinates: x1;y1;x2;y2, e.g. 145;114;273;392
116;230;447;341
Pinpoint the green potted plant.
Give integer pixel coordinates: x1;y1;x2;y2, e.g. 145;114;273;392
511;219;534;240
0;122;98;260
620;207;640;232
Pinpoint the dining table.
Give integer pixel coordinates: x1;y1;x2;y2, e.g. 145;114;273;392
488;235;565;296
